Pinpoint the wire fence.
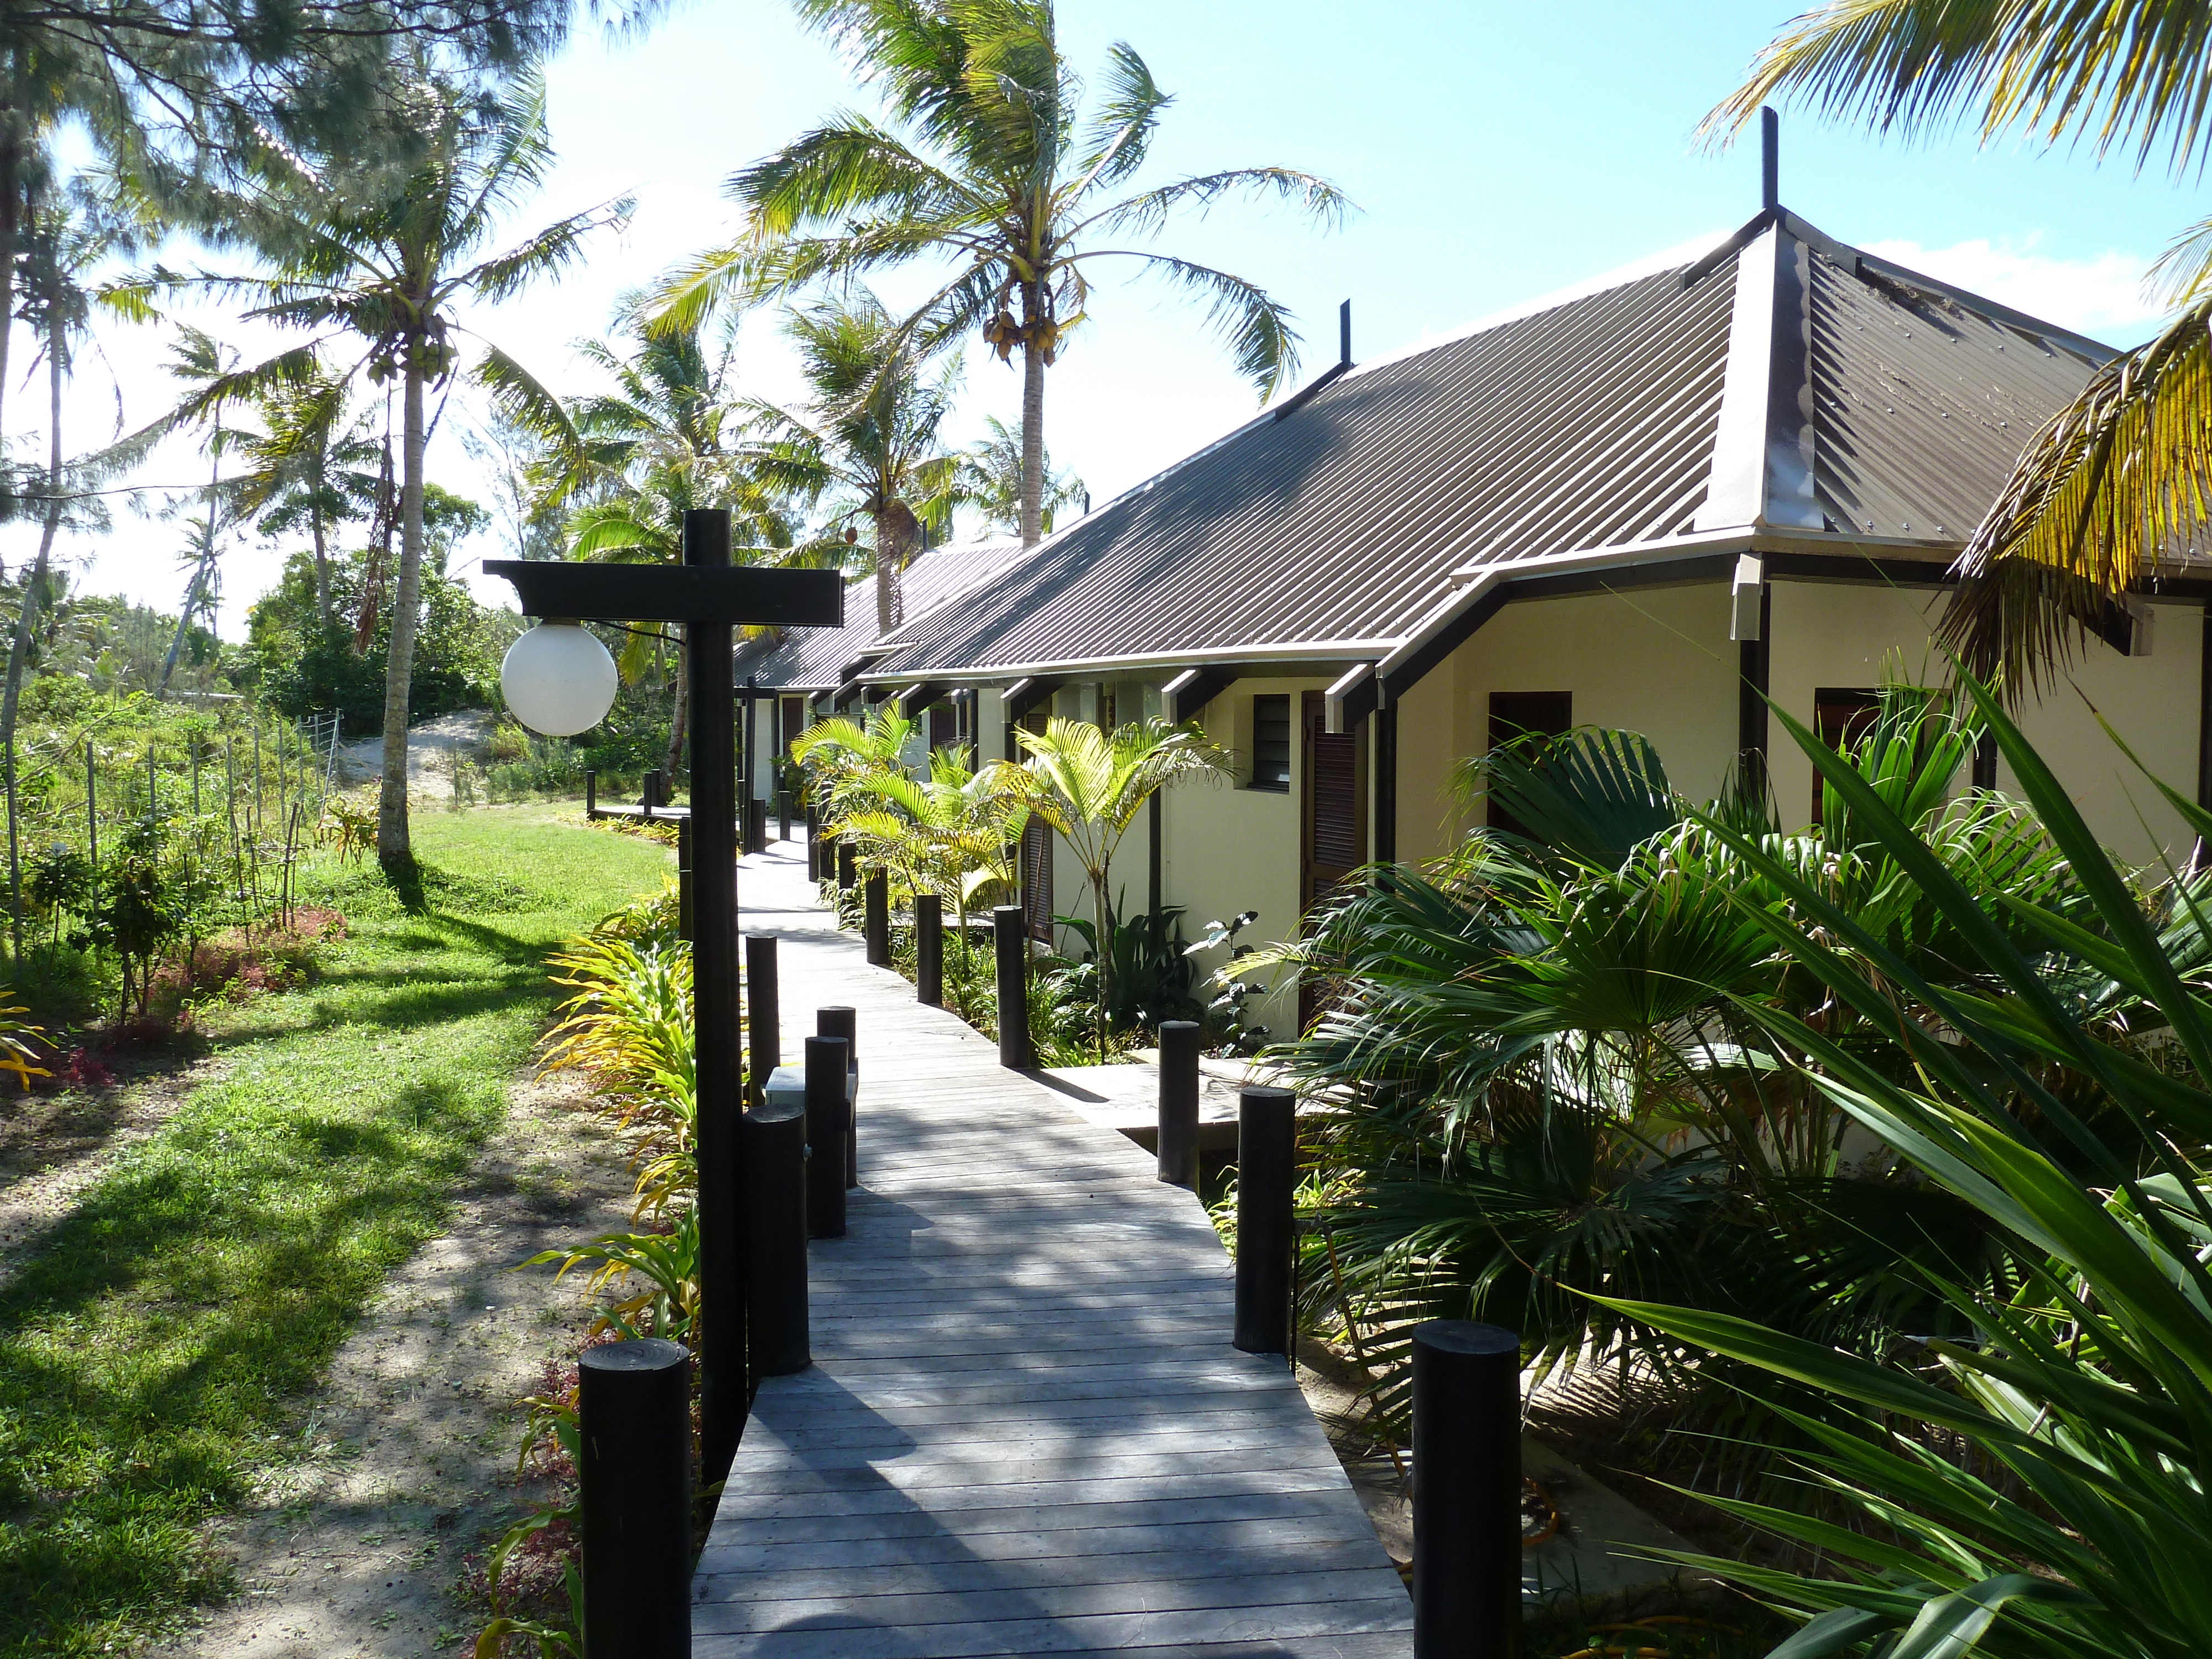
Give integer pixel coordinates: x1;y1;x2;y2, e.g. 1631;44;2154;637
1;707;349;998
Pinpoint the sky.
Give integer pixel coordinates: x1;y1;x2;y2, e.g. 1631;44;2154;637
12;0;2210;639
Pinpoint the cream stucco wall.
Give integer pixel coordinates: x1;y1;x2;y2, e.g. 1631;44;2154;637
1764;581;1952;834
1382;576;2202;875
2007;601;2200;865
1394;581;1741;862
1151;675;1321;1034
1765;582;2200;863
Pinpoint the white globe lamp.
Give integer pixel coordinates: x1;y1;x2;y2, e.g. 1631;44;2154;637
501;620;618;737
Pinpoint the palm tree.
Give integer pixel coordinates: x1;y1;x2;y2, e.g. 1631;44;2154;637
179;65;630;869
744;291;963;636
830;744;1031;938
487;306;797;774
233;363;383;631
1016;716;1227;1052
961;415;1082;538
0;186;147;958
654;0;1348;547
1711;5;2212;695
1;187;145;752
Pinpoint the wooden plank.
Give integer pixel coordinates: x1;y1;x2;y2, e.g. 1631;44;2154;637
692;847;1410;1656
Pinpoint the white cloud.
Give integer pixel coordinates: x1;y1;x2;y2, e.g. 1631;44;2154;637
1859;235;2163;343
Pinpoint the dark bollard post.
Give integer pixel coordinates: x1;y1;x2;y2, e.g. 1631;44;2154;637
993;905;1034;1070
804;1035;849;1238
836;839;856;890
643;768;664;816
1157;1020;1201;1187
585;768;598;819
578;1339;692;1658
805;806;821;881
748;796;770;856
745;933;779;1107
914;893;943;1006
676;817;695;942
742;1095;810;1377
1413;1320;1524;1658
778;789;792;842
1234;1085;1297;1356
864;870;890;966
817;1006;858;1187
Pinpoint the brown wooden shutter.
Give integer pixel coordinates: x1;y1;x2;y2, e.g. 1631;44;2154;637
1020;817;1053;942
1310;733;1359;869
928;702;956;751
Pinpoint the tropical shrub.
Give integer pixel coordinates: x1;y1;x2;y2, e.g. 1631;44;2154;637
479;878;701;1655
1269;693;2198;1460
1611;679;2212;1657
1016;716;1228;1051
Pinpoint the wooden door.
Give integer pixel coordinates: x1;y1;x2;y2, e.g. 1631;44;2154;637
1298;689;1366;1031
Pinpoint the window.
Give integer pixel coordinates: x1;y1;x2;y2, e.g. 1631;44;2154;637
1486;691;1572;836
1250;695;1291;791
928;702;956;752
1812;688;1881;825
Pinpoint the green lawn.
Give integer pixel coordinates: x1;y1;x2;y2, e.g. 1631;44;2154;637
0;805;668;1659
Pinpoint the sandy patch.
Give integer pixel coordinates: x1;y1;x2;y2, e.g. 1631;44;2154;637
334;712;498;802
154;1066;633;1659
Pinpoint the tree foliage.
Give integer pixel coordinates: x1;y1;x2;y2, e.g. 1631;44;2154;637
656;0;1345;546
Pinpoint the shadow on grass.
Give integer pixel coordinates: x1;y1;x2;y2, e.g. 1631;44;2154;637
0;1072;497;1654
0;816;664;1657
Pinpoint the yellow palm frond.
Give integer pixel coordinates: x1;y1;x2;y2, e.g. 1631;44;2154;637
1938;300;2212;696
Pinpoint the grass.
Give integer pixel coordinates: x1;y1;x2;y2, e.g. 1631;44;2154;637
0;804;669;1659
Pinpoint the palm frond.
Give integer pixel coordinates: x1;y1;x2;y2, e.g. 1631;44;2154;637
1937;299;2212;697
1705;0;2212;181
1086;248;1304;396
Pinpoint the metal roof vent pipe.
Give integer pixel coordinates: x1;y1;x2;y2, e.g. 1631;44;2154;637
1339;298;1351;368
1761;106;1778;213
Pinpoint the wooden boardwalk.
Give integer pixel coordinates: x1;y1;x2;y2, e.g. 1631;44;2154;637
692;842;1413;1658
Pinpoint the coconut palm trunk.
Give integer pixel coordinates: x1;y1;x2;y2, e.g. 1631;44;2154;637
310;494;332;627
663;633;690;780
4;291;63;958
0;145;18;451
875;499;917;634
1019;305;1046;549
378;348;427;868
3;254;65;752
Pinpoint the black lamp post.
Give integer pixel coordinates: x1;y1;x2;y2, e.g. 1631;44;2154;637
487;509;842;1483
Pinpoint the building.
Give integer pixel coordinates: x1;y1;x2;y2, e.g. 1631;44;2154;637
733;535;1030;780
754;201;2205;1031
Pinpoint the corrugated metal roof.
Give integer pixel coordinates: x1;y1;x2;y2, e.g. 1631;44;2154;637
1810;251;2105;540
869;260;1737;678
855;208;2115;685
731;537;1029;690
